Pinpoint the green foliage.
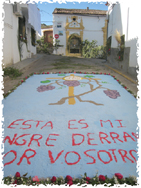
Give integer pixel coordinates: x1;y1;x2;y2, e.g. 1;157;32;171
36;36;52;54
54;39;60;49
18;36;23;61
41;80;51;83
3;173;138;186
67;33;82;52
3;67;22;78
117;35;125;61
31;28;36;46
84;75;94;78
82;39;106;59
106;36;112;55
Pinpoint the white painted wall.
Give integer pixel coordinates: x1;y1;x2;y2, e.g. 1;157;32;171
12;12;20;64
107;2;138;67
53;14;66;55
3;3;40;67
53;13;106;55
3;3;13;66
82;15;106;45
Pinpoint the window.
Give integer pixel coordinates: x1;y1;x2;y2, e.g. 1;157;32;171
57;22;62;28
18;16;26;42
31;28;36;46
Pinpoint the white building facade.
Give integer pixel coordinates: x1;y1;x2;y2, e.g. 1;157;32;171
53;8;107;56
3;3;41;67
107;2;138;77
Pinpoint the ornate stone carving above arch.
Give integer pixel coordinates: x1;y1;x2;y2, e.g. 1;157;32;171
65;16;84;56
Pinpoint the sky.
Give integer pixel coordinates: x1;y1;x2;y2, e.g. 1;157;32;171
37;1;108;25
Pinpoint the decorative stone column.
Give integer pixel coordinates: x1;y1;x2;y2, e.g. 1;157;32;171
102;20;108;46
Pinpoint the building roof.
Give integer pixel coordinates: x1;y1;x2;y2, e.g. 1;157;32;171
41;24;53;29
53;8;107;15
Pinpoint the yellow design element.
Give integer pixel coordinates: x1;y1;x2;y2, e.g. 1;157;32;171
105;65;137;85
65;17;84;30
68;86;75;105
102;20;108;46
67;74;78;105
71;15;78;21
65;16;84;56
80;31;83;41
45;74;102;105
63;75;83;81
94;78;101;80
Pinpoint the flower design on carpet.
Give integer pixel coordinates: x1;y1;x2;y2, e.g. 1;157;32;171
37;74;121;105
37;85;55;92
103;90;120;99
63;80;80;87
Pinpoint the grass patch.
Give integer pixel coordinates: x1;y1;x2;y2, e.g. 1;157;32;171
3;67;23;78
53;60;92;70
56;57;71;63
94;69;101;71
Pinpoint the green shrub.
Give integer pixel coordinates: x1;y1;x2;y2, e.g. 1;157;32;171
106;36;112;55
36;36;52;54
82;39;106;59
3;67;23;78
117;35;125;61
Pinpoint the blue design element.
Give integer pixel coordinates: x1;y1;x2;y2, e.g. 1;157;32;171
3;74;138;178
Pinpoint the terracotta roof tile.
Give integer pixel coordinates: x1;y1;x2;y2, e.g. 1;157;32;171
53;8;107;15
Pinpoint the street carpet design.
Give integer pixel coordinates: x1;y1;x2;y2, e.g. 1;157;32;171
3;73;138;179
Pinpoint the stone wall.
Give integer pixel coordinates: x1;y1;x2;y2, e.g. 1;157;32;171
107;47;137;78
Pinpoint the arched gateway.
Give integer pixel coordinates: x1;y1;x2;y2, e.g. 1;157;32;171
68;33;81;54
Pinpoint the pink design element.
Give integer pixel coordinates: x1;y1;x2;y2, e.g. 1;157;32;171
32;176;39;182
103;90;120;99
66;175;73;181
86;177;91;181
99;175;106;181
67;180;73;186
13;179;17;184
51;176;56;182
63;80;80;87
115;173;123;180
15;172;20;177
37;85;55;92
